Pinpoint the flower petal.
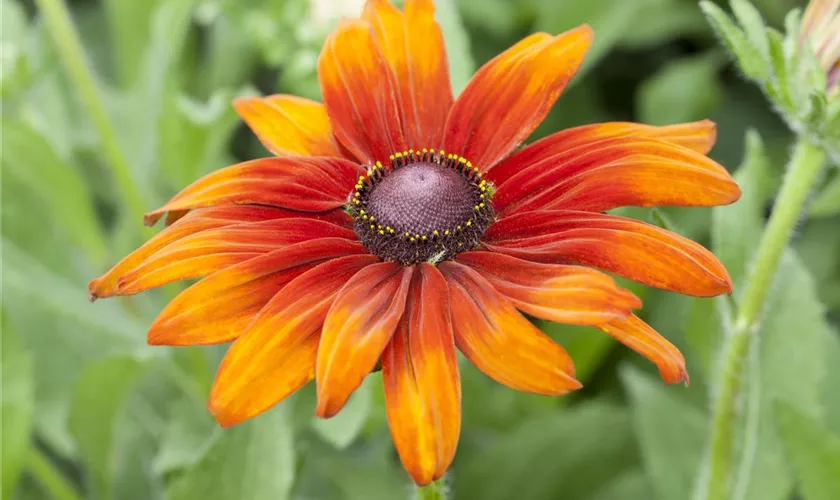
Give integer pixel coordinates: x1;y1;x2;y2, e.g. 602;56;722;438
442;26;592;170
144;157;359;226
487;119;718;186
600;314;688;384
89;205;299;299
117;218;357;295
318;19;406;163
484;210;732;297
456;251;640;325
493;137;740;215
148;238;366;346
362;0;453;148
382;263;460;486
439;261;581;395
233;95;344;157
209;254;378;427
315;262;414;417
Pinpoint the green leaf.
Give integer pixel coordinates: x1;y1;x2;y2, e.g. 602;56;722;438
0;315;34;499
435;0;474;95
809;174;840;218
311;377;372;449
68;356;148;499
455;402;638;500
700;1;767;81
2;239;146;457
765;29;793;112
153;397;219;475
734;253;828;500
102;0;162;86
1;117;107;264
167;404;295;500
730;0;769;63
637;52;723;125
775;402;840;500
712;129;769;288
621;365;707;500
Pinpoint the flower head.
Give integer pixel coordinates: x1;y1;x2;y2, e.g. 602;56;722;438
801;0;840;90
90;0;740;485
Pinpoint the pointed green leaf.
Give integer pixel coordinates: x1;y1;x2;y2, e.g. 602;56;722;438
621;366;707;500
766;29;793;111
730;0;769;62
167;404;295;500
775;402;840;500
153;398;220;475
700;1;767;80
735;253;828;500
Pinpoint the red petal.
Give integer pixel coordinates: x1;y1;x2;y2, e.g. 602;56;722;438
89;206;306;299
209;254;378;427
601;315;688;384
117;218;357;294
144;157;358;226
362;0;453;148
233;95;344;158
493;137;740;215
439;261;581;395
318;19;406;163
147;238;366;346
315;262;414;417
382;263;460;485
484;210;732;297
487;119;718;186
442;26;592;170
456;251;640;325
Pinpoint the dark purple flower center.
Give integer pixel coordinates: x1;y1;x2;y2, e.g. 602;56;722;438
350;150;494;265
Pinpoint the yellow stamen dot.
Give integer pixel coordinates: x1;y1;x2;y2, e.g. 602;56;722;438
370;224;375;229
363;215;368;220
479;203;485;208
422;235;427;241
353;199;360;205
480;194;485;199
377;225;382;230
376;161;382;167
369;216;375;222
474;205;480;210
410;237;416;242
389;228;395;234
359;176;365;181
445;230;450;235
433;230;439;236
457;225;462;231
405;232;411;238
378;230;384;235
360;210;365;215
466;220;472;226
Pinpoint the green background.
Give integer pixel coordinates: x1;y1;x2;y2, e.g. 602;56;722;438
3;0;840;499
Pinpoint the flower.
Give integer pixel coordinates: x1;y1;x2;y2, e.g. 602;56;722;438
801;0;840;91
89;0;740;485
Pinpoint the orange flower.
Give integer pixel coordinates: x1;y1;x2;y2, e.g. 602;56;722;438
801;0;840;90
89;0;740;485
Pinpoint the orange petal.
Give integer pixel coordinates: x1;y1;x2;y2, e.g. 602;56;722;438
148;238;366;346
362;0;453;148
209;254;378;427
233;95;344;158
318;19;406;164
382;263;460;486
487;119;718;186
442;26;592;170
484;210;733;297
493;137;741;215
315;262;414;417
439;261;581;395
89;206;295;299
144;157;358;226
601;314;688;384
117;218;357;294
456;251;640;325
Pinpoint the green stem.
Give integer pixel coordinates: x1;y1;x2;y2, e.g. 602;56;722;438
699;137;826;500
34;0;149;228
28;447;83;500
414;479;448;500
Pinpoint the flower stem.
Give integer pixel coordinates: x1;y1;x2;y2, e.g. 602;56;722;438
699;137;826;500
28;447;82;500
34;0;149;229
414;479;448;500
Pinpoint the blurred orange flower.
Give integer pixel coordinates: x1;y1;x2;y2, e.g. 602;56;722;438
90;0;740;485
801;0;840;89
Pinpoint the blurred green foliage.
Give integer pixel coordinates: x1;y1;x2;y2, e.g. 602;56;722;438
2;0;839;499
